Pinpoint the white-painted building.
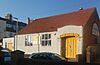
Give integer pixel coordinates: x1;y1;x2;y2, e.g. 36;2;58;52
6;8;100;62
3;37;14;51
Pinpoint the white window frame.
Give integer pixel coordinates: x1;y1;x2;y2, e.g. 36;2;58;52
41;34;51;46
25;35;33;46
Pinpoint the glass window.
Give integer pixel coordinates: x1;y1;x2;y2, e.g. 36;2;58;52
41;34;51;46
41;41;45;46
42;34;45;39
45;34;48;39
48;40;51;46
48;34;51;39
92;23;99;36
45;40;48;46
25;35;33;46
6;24;12;28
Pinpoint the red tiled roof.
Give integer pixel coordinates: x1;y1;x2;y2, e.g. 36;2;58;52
17;7;96;35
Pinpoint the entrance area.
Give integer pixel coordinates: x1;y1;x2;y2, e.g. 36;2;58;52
60;33;79;61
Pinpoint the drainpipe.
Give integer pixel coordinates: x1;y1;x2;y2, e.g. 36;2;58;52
14;35;17;50
15;35;18;50
14;36;15;51
38;33;40;52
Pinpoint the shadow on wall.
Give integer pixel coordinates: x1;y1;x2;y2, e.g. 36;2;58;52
86;45;100;63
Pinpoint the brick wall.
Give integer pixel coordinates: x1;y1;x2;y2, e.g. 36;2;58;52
86;45;100;63
83;9;100;62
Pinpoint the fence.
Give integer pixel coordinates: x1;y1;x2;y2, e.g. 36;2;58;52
86;45;100;63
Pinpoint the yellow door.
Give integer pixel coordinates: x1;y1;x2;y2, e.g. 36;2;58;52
66;37;78;58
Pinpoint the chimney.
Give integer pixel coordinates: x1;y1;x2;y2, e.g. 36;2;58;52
80;8;83;10
5;13;12;21
27;17;31;24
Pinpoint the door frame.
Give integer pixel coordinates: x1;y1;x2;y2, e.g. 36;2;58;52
60;33;79;59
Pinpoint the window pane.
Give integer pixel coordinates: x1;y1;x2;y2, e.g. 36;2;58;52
48;34;51;39
45;34;48;39
41;34;51;46
25;37;28;46
45;40;48;46
48;40;51;46
42;34;44;39
41;40;45;46
25;35;33;46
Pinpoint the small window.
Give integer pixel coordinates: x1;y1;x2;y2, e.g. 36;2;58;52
6;24;12;28
48;34;51;39
45;40;48;45
25;35;33;46
92;23;99;36
41;41;45;46
41;34;51;46
45;34;48;39
48;40;51;46
42;35;45;39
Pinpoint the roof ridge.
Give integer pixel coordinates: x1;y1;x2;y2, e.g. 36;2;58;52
82;7;96;26
17;7;97;35
34;7;96;21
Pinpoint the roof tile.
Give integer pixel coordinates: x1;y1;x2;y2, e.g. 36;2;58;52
17;7;96;35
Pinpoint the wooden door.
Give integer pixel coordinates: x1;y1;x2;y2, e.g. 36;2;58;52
65;37;78;58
